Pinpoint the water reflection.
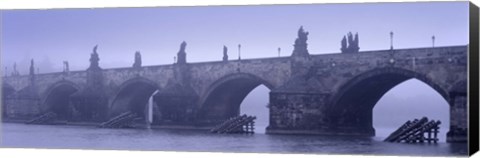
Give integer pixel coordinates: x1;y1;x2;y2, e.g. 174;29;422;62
0;123;467;156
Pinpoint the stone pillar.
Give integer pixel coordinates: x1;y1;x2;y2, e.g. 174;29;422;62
447;93;468;142
152;83;198;125
70;45;108;122
267;89;375;136
267;91;330;135
267;27;333;135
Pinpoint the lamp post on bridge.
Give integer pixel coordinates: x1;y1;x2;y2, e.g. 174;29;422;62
238;44;241;60
237;44;242;72
390;31;394;50
278;47;281;57
432;35;435;48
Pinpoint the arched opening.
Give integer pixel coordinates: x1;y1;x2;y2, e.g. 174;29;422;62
2;84;15;119
198;73;272;132
373;79;449;142
43;83;79;121
240;85;270;133
328;68;449;137
110;79;160;126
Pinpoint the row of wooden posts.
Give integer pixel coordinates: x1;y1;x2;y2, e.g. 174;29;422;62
384;117;441;143
210;114;256;134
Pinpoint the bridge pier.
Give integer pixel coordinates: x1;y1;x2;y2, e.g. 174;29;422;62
447;92;468;143
2;86;41;121
152;83;198;125
266;90;375;136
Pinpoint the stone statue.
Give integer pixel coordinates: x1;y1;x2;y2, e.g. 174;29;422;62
133;51;142;68
29;59;35;85
354;33;360;52
12;62;19;76
177;41;187;64
63;61;70;72
347;32;354;49
292;26;310;57
89;45;100;69
341;36;347;53
222;45;228;62
341;32;360;53
180;41;187;52
93;45;98;53
295;26;309;47
29;59;35;76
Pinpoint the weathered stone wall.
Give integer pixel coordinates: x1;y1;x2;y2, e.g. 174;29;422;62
266;46;467;141
189;57;291;98
4;98;41;120
101;65;175;107
268;93;328;131
312;46;467;98
2;71;86;121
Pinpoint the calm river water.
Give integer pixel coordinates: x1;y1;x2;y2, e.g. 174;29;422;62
0;123;468;156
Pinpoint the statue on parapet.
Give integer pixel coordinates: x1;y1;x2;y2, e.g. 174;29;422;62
11;62;19;76
223;45;228;62
177;41;187;64
295;26;309;46
63;61;70;73
180;41;187;52
133;51;142;68
341;32;360;53
341;36;347;53
89;45;101;69
292;26;310;57
29;59;35;76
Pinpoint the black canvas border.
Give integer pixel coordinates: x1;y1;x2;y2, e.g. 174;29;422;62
469;1;480;156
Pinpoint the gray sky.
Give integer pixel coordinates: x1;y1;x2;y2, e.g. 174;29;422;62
1;2;468;74
1;2;468;140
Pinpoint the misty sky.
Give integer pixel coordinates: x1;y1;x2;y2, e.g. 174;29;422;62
1;2;469;140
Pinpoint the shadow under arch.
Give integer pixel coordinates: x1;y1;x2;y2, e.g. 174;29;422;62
197;73;274;122
41;80;81;120
109;77;160;121
326;67;450;136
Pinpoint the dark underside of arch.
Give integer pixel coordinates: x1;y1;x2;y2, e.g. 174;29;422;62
198;77;267;122
330;73;410;129
328;70;449;135
110;82;158;119
43;84;78;120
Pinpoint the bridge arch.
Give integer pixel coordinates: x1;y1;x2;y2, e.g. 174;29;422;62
327;67;450;135
109;77;160;122
197;73;274;121
41;80;81;120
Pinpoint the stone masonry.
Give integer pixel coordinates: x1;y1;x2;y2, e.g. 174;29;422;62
1;27;468;142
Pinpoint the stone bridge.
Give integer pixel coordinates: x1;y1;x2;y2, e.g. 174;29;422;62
1;28;468;142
